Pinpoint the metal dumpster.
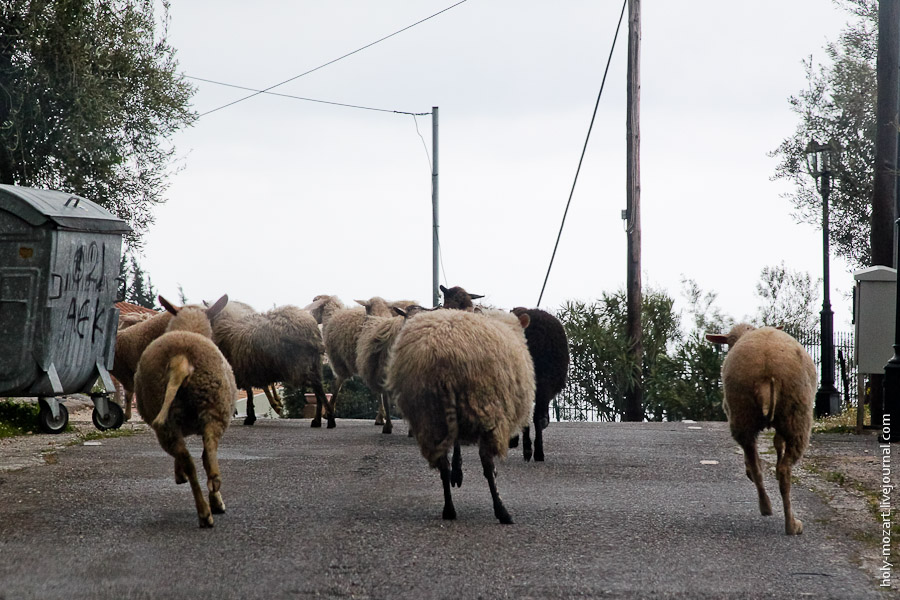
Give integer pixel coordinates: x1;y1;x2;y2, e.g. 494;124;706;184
0;185;131;433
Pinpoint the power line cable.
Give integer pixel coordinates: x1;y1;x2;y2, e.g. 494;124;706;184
195;0;469;118
187;76;429;115
536;0;627;308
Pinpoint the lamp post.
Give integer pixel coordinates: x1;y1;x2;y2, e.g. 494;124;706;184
805;140;842;417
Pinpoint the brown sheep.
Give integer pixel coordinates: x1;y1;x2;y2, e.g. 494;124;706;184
134;295;237;528
706;324;816;535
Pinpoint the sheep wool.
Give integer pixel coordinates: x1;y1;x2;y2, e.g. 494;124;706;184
386;309;535;524
210;300;328;426
134;295;237;528
707;324;816;535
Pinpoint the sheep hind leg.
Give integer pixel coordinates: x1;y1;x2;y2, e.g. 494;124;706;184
479;442;512;524
774;432;803;535
533;422;545;462
263;385;283;416
324;378;342;429
310;378;331;428
522;426;533;462
438;455;457;521
450;441;463;488
739;436;772;516
202;431;225;515
160;431;213;528
380;393;393;434
243;388;257;426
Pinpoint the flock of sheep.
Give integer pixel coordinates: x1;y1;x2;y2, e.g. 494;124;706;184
107;285;817;536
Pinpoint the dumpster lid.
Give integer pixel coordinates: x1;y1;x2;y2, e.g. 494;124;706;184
0;185;131;234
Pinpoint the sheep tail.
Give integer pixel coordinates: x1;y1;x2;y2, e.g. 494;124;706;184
153;355;194;428
759;377;777;423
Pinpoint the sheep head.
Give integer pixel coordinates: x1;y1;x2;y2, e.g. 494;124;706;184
159;294;228;338
440;285;484;311
705;323;756;348
355;296;393;317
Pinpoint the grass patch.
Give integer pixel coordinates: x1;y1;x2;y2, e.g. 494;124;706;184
71;428;136;445
0;400;41;438
813;406;866;433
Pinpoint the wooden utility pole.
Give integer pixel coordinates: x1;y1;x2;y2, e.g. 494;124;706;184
624;0;643;422
870;0;899;429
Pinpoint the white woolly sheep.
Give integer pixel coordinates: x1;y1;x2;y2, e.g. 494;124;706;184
386;309;535;524
134;295;237;528
304;295;393;428
206;300;327;427
110;310;174;421
355;304;429;434
706;323;816;535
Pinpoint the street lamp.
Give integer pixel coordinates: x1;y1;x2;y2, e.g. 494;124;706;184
805;139;842;417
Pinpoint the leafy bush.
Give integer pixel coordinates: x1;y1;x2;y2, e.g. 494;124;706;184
0;400;40;438
281;363;379;420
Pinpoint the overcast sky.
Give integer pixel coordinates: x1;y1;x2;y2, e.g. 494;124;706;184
141;0;857;331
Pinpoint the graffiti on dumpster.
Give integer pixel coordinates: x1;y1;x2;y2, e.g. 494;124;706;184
51;241;112;344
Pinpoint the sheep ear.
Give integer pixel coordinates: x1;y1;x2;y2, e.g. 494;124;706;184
392;306;407;318
517;313;530;330
775;325;784;331
205;294;229;319
439;285;449;294
470;293;485;300
158;295;180;315
705;333;728;345
354;299;367;307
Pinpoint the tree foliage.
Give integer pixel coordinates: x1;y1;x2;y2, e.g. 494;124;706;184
119;253;157;309
754;262;821;334
556;288;681;422
770;0;877;268
0;0;196;246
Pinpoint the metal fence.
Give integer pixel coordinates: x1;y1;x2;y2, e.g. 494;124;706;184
551;328;857;423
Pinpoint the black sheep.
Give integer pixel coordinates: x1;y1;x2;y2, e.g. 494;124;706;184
509;307;569;462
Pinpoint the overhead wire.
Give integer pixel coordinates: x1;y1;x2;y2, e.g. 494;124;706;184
194;0;469;118
536;0;628;308
187;76;429;116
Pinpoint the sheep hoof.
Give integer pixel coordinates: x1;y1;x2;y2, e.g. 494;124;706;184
759;499;773;516
210;492;226;514
199;515;215;528
523;449;532;462
497;510;514;525
534;451;545;462
450;470;463;488
374;416;385;426
326;418;336;429
243;416;256;426
310;418;322;428
442;506;457;521
786;519;803;535
382;424;393;434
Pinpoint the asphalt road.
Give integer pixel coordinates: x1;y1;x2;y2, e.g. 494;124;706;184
0;419;890;599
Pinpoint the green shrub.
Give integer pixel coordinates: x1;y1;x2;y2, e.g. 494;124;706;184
281;363;379;420
0;400;41;438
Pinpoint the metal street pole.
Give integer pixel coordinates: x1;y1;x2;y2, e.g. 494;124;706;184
816;161;841;417
432;106;439;308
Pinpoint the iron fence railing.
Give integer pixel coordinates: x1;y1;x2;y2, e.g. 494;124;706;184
552;328;857;422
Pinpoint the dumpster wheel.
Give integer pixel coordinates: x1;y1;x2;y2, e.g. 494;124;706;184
92;402;124;431
38;401;69;434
